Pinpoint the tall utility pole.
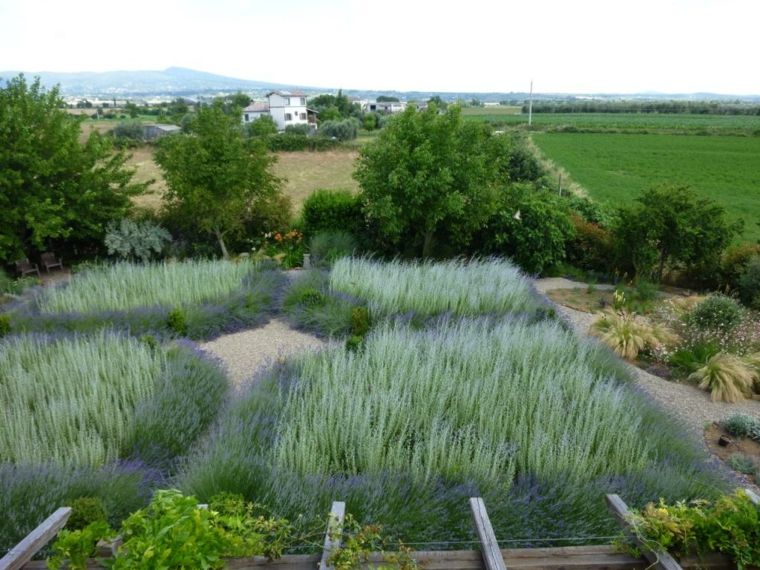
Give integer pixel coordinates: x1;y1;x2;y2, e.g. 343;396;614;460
528;80;534;126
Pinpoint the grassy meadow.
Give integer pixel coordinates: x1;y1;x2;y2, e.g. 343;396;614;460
533;132;760;241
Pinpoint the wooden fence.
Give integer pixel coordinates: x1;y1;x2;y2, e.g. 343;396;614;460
3;488;758;570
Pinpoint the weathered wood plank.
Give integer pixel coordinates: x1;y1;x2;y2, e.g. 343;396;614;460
469;498;507;570
318;501;346;570
1;507;71;570
605;494;683;570
745;487;760;505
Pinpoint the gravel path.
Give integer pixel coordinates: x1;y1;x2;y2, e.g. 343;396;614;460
199;318;326;387
534;277;614;293
535;278;760;442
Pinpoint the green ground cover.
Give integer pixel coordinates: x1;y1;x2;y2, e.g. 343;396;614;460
463;112;760;133
533;132;760;242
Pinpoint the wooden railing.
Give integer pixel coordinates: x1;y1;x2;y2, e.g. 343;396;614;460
3;488;758;570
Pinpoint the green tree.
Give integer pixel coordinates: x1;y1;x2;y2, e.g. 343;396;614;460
614;185;741;282
355;105;500;258
0;75;145;262
479;185;574;274
247;115;278;136
124;101;140;118
155;104;281;258
376;95;400;102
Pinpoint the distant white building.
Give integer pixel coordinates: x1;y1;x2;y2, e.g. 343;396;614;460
362;100;407;113
242;91;318;131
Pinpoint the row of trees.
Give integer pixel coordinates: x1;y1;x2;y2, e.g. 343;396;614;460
525;100;760;115
1;74;746;290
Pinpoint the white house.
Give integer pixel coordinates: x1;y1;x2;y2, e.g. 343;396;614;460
361;100;407;114
242;91;317;131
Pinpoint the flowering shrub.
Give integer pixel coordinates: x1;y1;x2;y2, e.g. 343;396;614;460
261;230;305;269
685;295;743;333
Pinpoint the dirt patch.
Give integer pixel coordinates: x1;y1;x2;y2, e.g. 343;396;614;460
273;149;359;210
705;424;760;489
545;287;617;313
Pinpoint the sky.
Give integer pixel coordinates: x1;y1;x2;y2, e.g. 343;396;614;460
1;0;758;95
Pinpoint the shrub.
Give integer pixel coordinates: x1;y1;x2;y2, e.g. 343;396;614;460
309;231;357;268
350;306;370;337
479;186;574;275
284;123;310;135
265;133;339;152
104;218;172;262
126;342;229;470
722;414;759;439
301;190;364;238
591;310;671;360
0;314;10;337
668;342;719;377
282;270;360;337
727;453;756;474
67;497;108;531
738;255;760;309
319;118;359;141
247;115;278;137
689;353;755;403
109;121;144;148
685;295;743;333
565;214;615;273
167;307;188;336
719;243;760;291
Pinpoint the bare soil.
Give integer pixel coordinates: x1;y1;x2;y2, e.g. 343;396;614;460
705;424;760;490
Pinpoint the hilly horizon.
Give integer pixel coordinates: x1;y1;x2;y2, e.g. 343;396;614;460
2;66;759;102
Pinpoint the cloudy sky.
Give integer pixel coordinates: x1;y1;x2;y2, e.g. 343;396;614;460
1;0;757;94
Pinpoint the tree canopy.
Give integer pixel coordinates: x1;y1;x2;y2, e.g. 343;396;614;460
614;185;742;282
0;75;145;262
155;104;282;258
355;104;503;258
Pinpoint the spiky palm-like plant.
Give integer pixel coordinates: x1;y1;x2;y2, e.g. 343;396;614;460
689;353;755;403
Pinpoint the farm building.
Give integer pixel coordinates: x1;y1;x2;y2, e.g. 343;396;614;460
363;99;407;113
242;91;318;131
141;123;182;141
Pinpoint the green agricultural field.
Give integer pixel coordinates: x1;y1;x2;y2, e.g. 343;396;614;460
464;111;760;134
533;132;760;242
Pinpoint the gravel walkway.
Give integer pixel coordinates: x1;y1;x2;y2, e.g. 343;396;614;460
199;318;326;387
535;278;760;442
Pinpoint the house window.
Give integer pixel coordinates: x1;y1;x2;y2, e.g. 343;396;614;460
300;97;306;105
300;113;306;120
244;114;249;122
284;113;292;121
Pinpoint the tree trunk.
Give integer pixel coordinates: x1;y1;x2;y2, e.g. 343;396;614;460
656;247;667;283
214;228;230;259
422;229;435;259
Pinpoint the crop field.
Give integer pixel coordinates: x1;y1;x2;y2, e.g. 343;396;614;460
533;132;760;241
180;258;720;543
463;111;760;133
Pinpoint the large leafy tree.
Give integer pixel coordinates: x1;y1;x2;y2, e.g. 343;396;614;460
354;104;502;258
614;185;742;282
0;75;144;262
155;104;281;258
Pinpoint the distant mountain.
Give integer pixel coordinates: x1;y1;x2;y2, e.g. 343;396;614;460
0;67;309;97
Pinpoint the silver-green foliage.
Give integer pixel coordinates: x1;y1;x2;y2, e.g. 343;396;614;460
329;258;539;317
38;260;253;313
0;333;164;466
104;218;172;263
273;318;652;486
